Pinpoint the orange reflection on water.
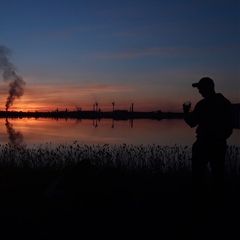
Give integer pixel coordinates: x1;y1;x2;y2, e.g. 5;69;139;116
0;118;238;148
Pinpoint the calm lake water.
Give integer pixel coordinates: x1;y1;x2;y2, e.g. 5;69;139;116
1;118;239;148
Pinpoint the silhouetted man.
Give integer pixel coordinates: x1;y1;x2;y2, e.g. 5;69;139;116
183;77;233;202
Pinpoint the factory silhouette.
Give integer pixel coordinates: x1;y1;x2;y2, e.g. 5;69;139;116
0;102;239;129
0;102;183;120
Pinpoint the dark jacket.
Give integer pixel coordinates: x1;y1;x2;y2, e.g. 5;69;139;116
184;93;233;141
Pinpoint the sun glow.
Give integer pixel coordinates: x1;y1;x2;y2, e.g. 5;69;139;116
0;80;190;113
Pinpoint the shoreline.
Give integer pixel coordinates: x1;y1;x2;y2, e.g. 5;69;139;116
0;102;239;128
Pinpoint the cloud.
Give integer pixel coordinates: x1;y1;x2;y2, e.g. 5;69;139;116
97;44;237;59
25;82;134;95
97;47;171;59
97;46;190;59
44;24;109;42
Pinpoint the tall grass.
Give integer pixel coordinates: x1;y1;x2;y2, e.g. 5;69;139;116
0;141;239;176
0;141;238;240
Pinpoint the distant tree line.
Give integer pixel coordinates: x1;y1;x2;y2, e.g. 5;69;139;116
0;103;239;128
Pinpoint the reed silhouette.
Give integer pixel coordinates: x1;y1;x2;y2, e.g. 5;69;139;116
0;142;238;239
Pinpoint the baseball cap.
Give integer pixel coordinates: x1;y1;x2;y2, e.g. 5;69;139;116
192;77;215;89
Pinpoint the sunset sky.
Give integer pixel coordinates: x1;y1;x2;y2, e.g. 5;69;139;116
0;0;239;112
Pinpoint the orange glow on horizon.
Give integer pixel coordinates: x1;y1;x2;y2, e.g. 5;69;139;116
0;81;195;113
2;103;184;113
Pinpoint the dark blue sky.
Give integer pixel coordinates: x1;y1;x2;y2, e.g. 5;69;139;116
0;0;239;112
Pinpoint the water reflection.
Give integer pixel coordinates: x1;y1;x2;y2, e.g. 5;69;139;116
0;118;238;148
5;119;24;148
93;118;99;128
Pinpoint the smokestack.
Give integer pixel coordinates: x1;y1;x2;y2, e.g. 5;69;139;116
0;45;26;111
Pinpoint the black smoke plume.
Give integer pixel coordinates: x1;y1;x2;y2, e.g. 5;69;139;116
5;119;24;148
0;45;26;111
